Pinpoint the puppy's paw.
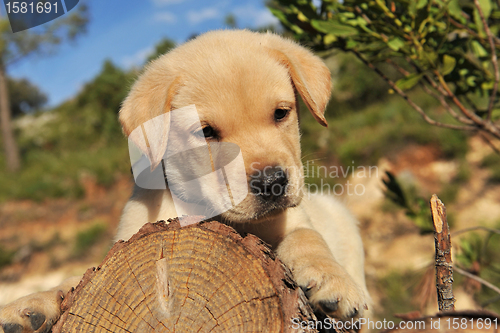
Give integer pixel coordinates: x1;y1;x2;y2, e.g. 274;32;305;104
294;264;368;320
0;289;65;333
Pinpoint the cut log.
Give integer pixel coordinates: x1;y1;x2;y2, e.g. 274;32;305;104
52;218;321;333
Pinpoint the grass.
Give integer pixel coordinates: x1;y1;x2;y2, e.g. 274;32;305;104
0;245;15;270
0;142;130;202
72;221;109;259
481;153;500;183
454;224;500;313
374;270;423;321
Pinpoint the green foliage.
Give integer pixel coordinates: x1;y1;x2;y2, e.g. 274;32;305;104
329;52;392;112
270;0;499;93
383;171;435;234
438;159;471;202
0;60;133;202
73;60;135;141
72;222;108;259
300;89;468;168
8;77;47;117
0;4;88;63
224;14;238;29
457;233;484;268
29;60;136;151
146;37;176;63
0;143;129;202
375;270;421;321
455;227;500;311
270;0;500;139
481;153;500;182
0;3;89;172
0;245;14;270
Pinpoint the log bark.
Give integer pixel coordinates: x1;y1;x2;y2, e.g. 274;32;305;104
52;218;321;333
430;194;455;312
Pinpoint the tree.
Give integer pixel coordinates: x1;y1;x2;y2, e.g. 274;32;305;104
269;0;500;146
0;5;88;171
224;14;238;29
8;77;47;117
74;60;135;141
146;37;176;63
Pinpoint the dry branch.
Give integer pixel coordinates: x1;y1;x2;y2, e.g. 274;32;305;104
350;49;478;132
51;218;323;333
430;195;455;312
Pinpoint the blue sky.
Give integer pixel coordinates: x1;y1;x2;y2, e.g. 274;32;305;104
5;0;280;107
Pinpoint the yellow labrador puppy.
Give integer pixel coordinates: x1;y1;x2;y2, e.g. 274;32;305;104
0;30;369;332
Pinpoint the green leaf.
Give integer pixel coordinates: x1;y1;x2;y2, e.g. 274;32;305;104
409;0;417;17
345;39;358;49
471;40;488;57
342;12;356;19
478;0;492;20
491;108;500;121
355;16;368;27
387;37;405;51
417;0;428;10
447;0;463;21
297;11;309;22
310;19;358;37
268;7;288;24
466;76;477;87
442;55;456;75
395;73;424;90
481;81;494;90
323;34;337;45
474;8;486;37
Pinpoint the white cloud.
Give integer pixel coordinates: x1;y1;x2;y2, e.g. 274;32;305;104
253;9;280;27
152;0;186;6
121;47;154;68
187;8;220;25
154;11;177;24
233;5;279;28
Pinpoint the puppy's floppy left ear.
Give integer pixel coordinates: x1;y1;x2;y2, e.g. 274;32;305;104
119;56;182;169
265;36;331;127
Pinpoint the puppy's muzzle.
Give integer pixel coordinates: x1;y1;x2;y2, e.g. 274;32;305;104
250;166;288;202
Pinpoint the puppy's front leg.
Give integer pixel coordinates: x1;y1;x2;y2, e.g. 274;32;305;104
276;228;367;319
0;276;80;333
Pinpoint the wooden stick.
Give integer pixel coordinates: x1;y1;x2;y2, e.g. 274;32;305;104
430;194;455;312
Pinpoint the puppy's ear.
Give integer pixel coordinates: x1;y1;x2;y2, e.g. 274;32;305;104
119;62;182;169
266;38;331;127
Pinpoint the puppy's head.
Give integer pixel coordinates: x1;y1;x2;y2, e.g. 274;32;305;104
120;30;331;222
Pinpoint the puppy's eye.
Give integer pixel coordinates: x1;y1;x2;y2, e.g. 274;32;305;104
274;108;289;121
195;126;216;139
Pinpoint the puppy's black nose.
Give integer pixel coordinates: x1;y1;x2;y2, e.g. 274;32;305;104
250;166;288;201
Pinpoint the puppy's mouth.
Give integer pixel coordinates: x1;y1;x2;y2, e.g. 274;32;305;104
220;165;303;223
222;194;299;222
252;195;299;219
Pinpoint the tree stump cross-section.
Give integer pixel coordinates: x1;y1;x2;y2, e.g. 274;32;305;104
52;218;319;333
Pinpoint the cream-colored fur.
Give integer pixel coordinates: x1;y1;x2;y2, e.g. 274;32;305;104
0;30;369;332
